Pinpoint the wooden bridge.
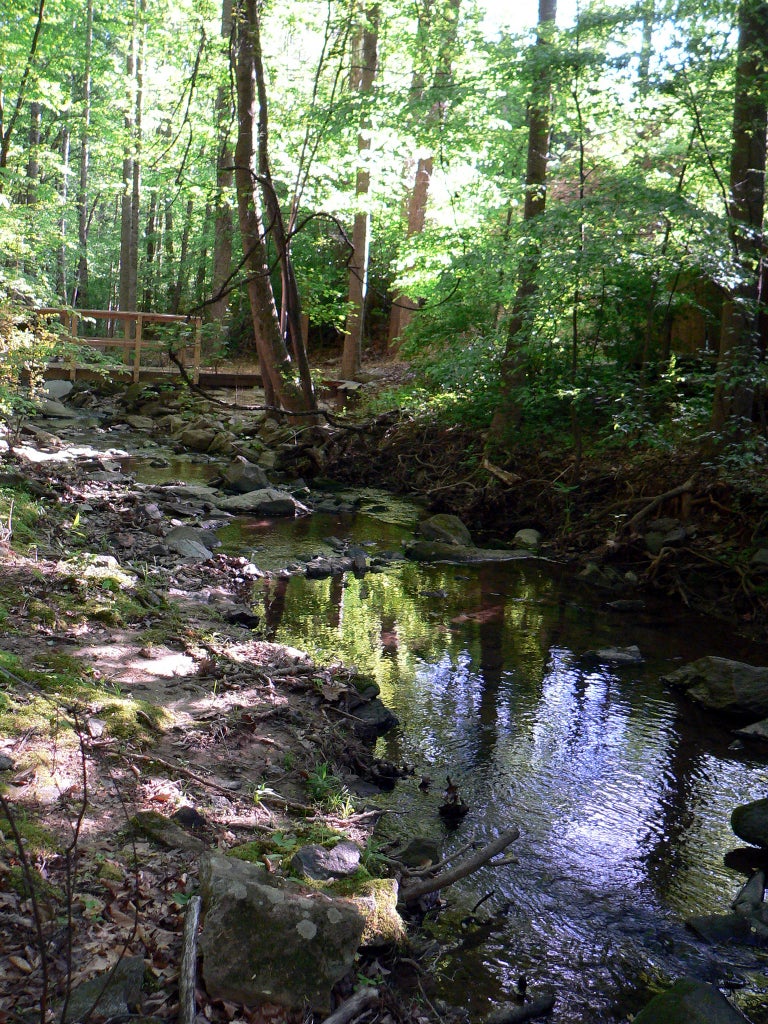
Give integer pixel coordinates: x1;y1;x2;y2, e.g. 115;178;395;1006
39;308;203;384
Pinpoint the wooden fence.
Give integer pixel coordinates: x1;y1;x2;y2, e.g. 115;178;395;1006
38;308;202;384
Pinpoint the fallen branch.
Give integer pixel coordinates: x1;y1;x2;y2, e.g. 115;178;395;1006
482;457;521;487
123;752;313;813
400;826;520;903
320;987;379;1024
178;895;202;1024
625;475;696;532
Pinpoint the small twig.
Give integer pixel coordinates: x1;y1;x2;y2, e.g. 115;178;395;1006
0;660;39;691
0;792;49;1024
124;752;313;813
178;895;202;1024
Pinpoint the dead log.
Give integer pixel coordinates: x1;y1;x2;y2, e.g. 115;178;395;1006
626;475;697;531
320;987;380;1024
178;894;202;1024
400;826;520;903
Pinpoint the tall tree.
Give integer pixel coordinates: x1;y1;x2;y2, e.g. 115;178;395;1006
73;0;94;307
119;0;142;315
490;0;558;440
210;0;234;325
232;0;315;414
387;0;460;348
0;0;45;190
711;0;768;433
341;4;379;380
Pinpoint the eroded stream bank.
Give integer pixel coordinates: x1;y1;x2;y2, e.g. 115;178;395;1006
3;381;768;1024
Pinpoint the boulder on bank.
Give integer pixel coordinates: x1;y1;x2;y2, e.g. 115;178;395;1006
686;869;768;948
199;853;365;1012
216;487;310;517
513;528;541;551
662;657;768;718
164;525;219;560
178;427;218;452
632;978;750;1023
418;514;474;547
732;800;768;849
291;841;361;881
221;458;271;493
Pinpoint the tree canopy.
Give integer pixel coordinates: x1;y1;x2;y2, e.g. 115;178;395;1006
0;0;766;452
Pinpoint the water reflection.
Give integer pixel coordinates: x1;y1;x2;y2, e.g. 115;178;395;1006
257;559;768;1023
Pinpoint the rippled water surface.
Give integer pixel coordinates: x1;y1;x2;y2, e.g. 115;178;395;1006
123;451;768;1021
252;554;768;1022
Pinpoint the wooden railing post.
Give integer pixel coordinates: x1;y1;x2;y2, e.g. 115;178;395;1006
193;318;202;384
68;312;79;381
134;314;144;382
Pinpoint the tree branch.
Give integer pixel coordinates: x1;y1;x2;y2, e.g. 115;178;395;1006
400;826;520;903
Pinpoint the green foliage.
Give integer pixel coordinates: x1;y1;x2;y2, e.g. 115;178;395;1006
305;761;354;814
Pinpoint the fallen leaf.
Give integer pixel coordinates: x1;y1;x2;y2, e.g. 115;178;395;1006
107;902;137;930
8;955;33;973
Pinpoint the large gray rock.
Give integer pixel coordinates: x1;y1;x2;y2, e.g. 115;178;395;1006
216;488;309;517
513;528;541;550
34;397;78;419
123;414;155;431
178;427;217;452
632;978;750;1023
732;799;768;848
43;380;74;399
199;853;365;1012
291;841;361;881
164;525;219;560
418;514;474;547
221;458;271;493
662;657;768;717
58;956;145;1023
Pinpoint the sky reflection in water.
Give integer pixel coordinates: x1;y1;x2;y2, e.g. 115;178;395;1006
260;555;768;1023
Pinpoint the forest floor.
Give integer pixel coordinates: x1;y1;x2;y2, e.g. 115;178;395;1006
2;360;768;1024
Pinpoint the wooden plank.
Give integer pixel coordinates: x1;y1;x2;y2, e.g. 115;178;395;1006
38;307;194;325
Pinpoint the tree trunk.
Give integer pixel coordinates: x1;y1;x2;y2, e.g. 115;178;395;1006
248;0;316;409
130;0;146;311
711;0;768;433
74;0;93;308
143;189;158;309
0;0;46;189
119;0;139;316
387;0;460;348
341;6;379;380
232;0;312;412
210;0;234;324
171;197;194;314
25;101;41;204
57;124;71;301
637;0;655;93
489;0;557;441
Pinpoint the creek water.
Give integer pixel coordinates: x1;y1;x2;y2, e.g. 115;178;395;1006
240;507;768;1023
126;452;768;1022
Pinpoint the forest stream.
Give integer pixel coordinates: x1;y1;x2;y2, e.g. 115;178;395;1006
125;453;768;1023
